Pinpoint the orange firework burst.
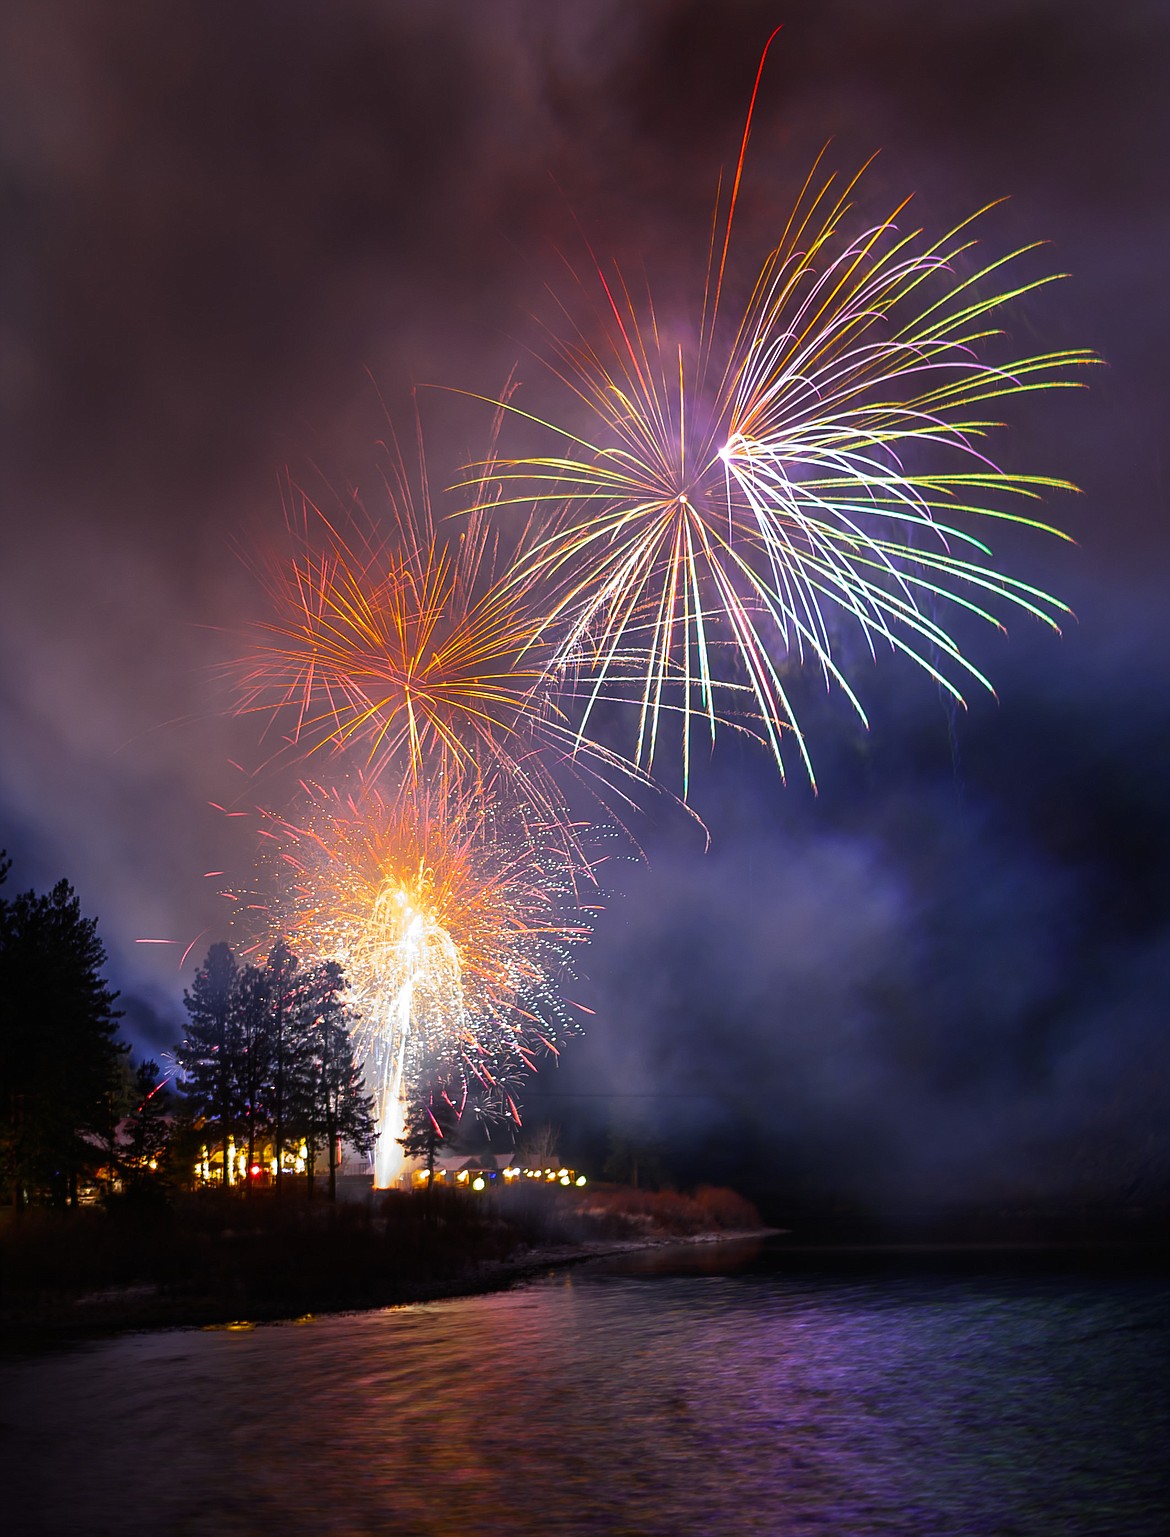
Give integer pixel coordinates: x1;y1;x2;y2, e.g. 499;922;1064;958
233;420;550;774
232;414;648;839
260;775;595;1183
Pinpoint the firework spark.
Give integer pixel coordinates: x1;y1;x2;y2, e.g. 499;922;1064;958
261;777;593;1186
461;43;1096;791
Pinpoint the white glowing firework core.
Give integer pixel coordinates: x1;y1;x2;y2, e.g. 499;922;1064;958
366;884;465;1188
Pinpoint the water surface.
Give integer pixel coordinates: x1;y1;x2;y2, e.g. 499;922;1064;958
3;1241;1167;1535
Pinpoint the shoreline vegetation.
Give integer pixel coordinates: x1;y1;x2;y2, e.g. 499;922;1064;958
0;1182;764;1344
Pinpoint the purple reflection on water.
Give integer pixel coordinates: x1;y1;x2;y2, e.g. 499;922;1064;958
3;1248;1167;1535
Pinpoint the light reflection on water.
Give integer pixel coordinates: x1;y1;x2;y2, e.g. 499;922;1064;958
3;1242;1168;1536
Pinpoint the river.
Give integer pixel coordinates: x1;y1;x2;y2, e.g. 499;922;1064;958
2;1239;1167;1535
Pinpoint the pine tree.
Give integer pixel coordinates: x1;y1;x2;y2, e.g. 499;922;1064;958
98;1051;137;1196
399;1087;462;1200
299;961;375;1200
0;873;125;1208
231;961;274;1191
263;939;304;1195
122;1059;172;1190
176;943;239;1189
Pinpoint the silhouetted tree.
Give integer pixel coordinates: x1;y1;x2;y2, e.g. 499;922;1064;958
0;872;125;1208
299;960;375;1200
176;943;239;1188
399;1086;463;1200
231;961;274;1190
263;940;305;1195
603;1129;665;1191
98;1050;138;1195
122;1059;173;1190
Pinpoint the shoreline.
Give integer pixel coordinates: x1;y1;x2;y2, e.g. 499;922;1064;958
6;1218;1164;1350
1;1227;777;1347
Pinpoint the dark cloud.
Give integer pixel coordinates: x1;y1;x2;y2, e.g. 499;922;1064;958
1;2;1166;1213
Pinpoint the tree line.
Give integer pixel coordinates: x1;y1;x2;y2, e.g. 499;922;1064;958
177;939;374;1199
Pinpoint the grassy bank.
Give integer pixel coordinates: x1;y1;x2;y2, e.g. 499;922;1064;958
0;1182;761;1341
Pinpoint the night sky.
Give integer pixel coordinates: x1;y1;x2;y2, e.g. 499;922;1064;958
2;2;1167;1216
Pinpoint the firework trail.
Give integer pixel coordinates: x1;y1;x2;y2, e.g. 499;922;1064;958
260;776;594;1186
460;35;1096;792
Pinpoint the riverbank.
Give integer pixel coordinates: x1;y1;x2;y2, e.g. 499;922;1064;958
0;1182;765;1344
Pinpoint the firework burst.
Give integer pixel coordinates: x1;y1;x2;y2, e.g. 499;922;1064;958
462;40;1096;791
232;413;652;843
260;776;593;1185
232;421;546;767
